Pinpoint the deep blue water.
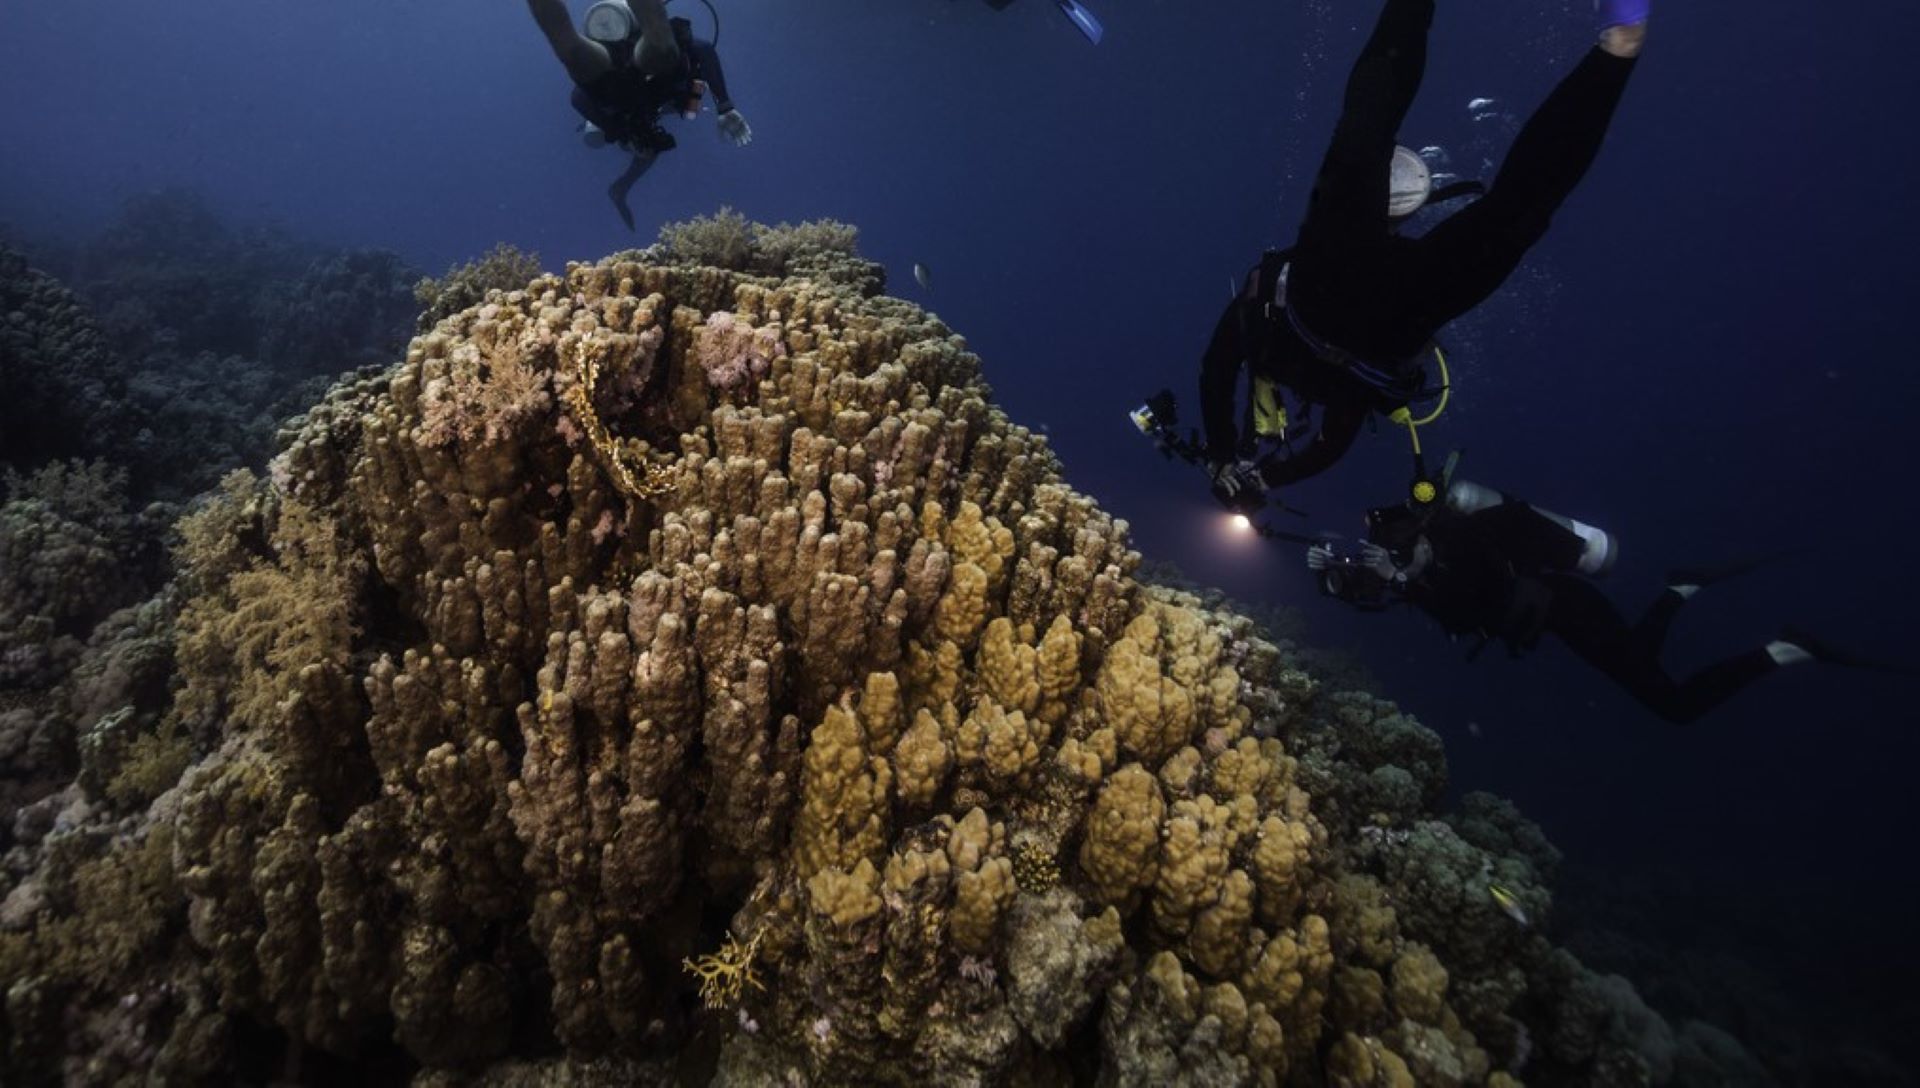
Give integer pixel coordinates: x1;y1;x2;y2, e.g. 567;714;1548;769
6;0;1918;1066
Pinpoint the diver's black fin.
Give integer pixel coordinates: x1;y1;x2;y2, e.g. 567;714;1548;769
1779;626;1918;676
1666;548;1809;591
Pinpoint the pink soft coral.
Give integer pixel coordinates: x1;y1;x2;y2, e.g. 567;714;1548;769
691;311;785;397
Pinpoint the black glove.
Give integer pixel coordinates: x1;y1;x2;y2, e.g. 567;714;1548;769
1209;458;1266;508
1306;543;1335;572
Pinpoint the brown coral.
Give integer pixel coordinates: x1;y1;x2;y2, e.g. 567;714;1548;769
1;216;1680;1088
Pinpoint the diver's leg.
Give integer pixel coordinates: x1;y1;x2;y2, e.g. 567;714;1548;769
1295;0;1435;256
1543;578;1698;723
1658;650;1792;723
608;150;657;232
630;0;682;77
1409;47;1637;325
1628;588;1688;652
1549;578;1784;724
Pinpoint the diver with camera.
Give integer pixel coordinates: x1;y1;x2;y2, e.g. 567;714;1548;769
1131;391;1899;723
1192;0;1651;510
1306;477;1900;725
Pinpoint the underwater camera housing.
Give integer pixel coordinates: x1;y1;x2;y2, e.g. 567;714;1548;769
1132;389;1208;468
1317;547;1393;611
1131;388;1308;522
1130;389;1179;438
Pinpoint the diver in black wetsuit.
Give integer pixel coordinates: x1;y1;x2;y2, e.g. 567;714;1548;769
1198;0;1650;508
526;0;752;230
1309;483;1895;725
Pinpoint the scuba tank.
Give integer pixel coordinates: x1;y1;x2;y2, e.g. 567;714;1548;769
1445;480;1619;577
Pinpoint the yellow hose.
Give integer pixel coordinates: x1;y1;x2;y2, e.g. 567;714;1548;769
1407;345;1451;427
1389;344;1452;455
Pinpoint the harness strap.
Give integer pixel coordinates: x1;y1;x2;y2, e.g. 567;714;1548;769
1273;261;1446;405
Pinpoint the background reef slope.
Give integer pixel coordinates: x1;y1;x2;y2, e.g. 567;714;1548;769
0;216;1753;1086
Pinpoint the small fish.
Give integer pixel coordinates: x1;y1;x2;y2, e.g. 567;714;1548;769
1487;883;1530;927
1466;720;1483;739
1468;97;1498;113
913;262;932;291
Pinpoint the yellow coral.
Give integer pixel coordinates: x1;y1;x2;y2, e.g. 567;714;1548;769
955;696;1045;788
977;617;1041;719
1332;966;1389;1026
1150;796;1246;942
1096;630;1195;767
808;859;884;929
1251;813;1315;925
892;708;952;806
1328;1032;1417;1088
1056;726;1116;785
1080;763;1166;906
944;807;1004;873
792;702;893;879
950;857;1015;955
1189;869;1256;978
1035;613;1081;724
1390;943;1450;1025
935;500;1015;589
857;670;904;755
934;561;990;649
905;639;966;710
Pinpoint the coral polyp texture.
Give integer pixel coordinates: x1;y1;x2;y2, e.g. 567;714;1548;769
0;215;1722;1085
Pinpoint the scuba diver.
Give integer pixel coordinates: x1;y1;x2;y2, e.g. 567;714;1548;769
1197;0;1650;510
1308;476;1900;725
526;0;753;231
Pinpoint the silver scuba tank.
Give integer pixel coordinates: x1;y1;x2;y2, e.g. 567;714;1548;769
1445;480;1619;577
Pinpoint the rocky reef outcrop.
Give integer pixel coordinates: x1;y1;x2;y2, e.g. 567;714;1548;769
3;191;420;502
0;214;1748;1086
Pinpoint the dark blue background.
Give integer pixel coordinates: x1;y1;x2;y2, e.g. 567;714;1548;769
5;0;1917;1053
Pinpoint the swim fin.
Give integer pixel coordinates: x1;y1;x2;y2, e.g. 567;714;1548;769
1779;626;1917;676
1056;0;1103;44
1666;548;1809;592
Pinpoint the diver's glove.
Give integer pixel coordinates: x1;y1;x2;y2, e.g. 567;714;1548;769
1306;543;1335;573
718;108;753;147
1209;458;1266;507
